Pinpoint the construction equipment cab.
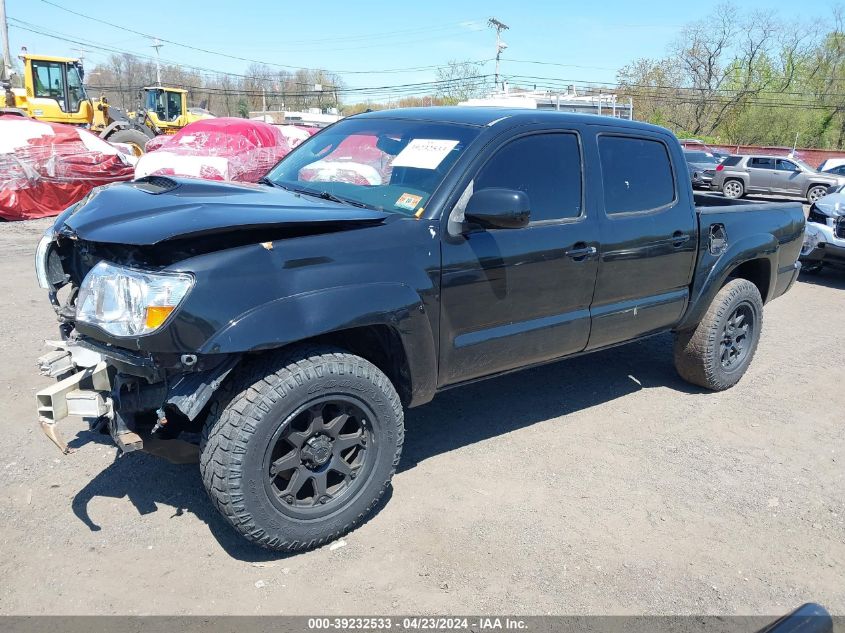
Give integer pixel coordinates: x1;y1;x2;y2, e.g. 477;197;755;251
2;51;153;153
142;87;191;133
1;53;92;125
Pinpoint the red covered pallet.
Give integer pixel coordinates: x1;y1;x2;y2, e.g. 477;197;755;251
135;118;305;183
0;116;136;221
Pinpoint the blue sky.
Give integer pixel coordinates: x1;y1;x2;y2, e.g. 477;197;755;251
6;0;837;94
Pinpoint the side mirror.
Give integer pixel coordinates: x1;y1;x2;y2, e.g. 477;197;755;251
464;188;530;230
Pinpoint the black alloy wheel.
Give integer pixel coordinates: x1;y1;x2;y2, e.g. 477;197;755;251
263;397;374;516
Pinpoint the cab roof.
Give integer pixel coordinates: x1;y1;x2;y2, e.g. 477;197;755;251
22;54;80;64
353;106;669;134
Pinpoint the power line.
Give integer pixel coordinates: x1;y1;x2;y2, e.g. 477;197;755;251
34;0;486;75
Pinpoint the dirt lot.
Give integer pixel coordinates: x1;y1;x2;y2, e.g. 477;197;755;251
0;217;842;616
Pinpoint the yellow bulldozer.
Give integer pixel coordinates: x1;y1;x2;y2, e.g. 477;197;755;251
0;52;212;154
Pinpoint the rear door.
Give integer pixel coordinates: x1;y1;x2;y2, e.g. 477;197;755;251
439;128;599;385
746;157;776;191
587;130;697;350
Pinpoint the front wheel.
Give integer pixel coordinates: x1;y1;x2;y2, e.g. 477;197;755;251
807;185;828;204
673;279;763;391
200;347;404;551
722;179;745;199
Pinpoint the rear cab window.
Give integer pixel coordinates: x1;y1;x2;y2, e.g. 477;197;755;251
598;135;675;214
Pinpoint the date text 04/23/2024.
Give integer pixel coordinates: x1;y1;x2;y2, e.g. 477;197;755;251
307;617;528;630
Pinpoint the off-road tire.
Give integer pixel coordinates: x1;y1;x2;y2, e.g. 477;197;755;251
722;179;745;199
200;346;404;551
107;128;150;156
673;279;763;391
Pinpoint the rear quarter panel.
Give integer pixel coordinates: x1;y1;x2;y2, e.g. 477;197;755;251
678;197;805;330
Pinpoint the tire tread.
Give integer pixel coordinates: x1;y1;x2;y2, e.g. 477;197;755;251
199;346;403;552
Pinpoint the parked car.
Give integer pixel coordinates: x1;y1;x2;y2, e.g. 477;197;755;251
821;164;845;176
34;108;804;551
801;183;845;273
711;154;845;202
684;150;720;188
817;157;845;172
678;139;730;162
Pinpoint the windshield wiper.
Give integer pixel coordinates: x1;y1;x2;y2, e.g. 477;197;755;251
292;187;374;209
258;178;375;210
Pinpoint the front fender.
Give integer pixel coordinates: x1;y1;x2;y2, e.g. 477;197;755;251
678;231;777;331
199;282;438;406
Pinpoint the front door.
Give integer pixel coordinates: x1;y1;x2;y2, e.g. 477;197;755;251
439;130;599;386
773;158;804;194
587;131;698;350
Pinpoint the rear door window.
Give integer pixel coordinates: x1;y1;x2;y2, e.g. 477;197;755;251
749;157;776;169
598;135;675;214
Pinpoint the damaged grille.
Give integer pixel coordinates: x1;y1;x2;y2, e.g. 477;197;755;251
836;217;845;239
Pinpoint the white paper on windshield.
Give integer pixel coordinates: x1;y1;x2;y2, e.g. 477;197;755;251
392;139;459;170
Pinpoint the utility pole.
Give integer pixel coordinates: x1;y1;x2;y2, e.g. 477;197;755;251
487;17;509;90
150;37;163;86
0;0;12;82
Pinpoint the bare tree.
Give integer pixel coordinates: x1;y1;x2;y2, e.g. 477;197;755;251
435;60;487;104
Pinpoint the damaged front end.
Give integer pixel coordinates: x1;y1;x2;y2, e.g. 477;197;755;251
34;214;239;458
36;337;237;456
34;177;389;457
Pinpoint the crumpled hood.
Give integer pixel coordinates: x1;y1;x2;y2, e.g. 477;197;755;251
57;177;389;245
813;192;845;217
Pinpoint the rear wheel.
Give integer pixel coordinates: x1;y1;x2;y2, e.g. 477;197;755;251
107;128;150;156
722;179;745;199
200;347;404;551
807;185;828;204
674;279;763;391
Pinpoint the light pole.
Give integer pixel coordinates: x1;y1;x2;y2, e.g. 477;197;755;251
150;38;163;86
0;0;11;82
487;17;509;90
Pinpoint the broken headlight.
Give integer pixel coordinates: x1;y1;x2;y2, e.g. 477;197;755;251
76;261;193;337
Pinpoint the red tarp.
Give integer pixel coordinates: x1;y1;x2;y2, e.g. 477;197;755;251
0;116;136;221
135;118;303;183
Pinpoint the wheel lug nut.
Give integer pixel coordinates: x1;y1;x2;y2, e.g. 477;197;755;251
285;495;294;504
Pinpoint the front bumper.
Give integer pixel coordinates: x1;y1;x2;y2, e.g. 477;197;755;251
35;338;237;455
800;222;845;265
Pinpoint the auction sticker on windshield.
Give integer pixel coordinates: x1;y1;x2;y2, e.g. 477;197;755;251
396;193;423;211
392;139;459;169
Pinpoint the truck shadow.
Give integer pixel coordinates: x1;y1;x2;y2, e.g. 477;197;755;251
400;332;700;472
797;270;845;290
69;332;699;560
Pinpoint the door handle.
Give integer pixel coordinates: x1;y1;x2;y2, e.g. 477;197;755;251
671;231;691;247
565;244;597;261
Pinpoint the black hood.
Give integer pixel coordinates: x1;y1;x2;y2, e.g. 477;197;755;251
58;177;389;246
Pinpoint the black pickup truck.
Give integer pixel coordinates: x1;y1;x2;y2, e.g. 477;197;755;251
34;108;804;551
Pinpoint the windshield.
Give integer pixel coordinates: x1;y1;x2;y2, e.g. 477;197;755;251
793;158;815;172
264;118;480;215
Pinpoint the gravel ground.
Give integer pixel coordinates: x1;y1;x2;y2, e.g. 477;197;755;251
0;216;842;616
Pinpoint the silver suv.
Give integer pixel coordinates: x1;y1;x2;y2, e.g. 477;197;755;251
711;155;845;202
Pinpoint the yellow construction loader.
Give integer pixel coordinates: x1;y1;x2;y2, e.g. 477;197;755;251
1;52;212;154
